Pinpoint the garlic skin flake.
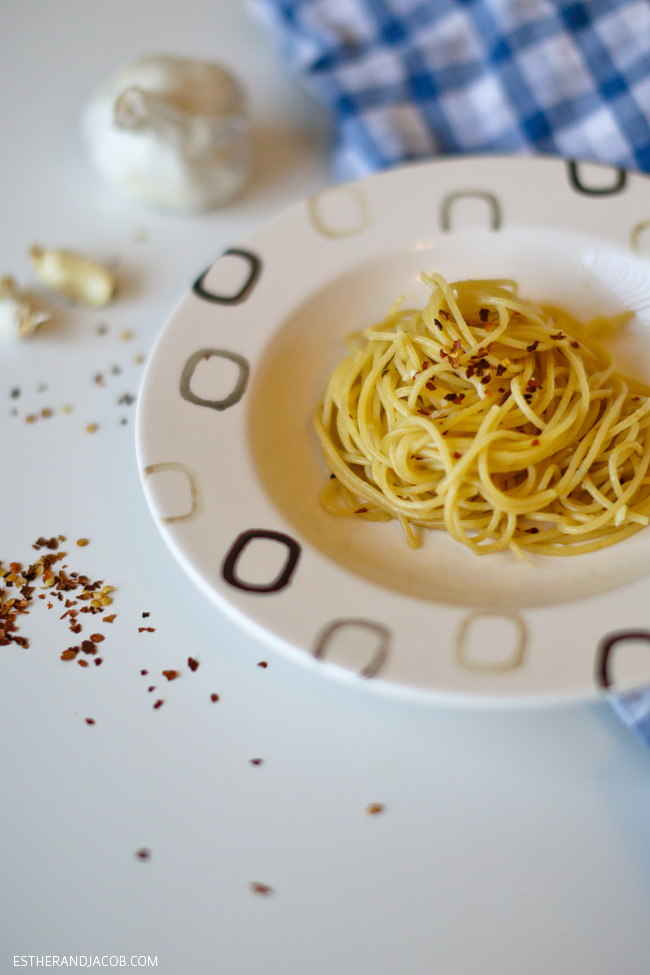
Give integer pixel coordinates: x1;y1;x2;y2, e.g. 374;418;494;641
81;54;252;213
0;276;51;339
29;246;117;307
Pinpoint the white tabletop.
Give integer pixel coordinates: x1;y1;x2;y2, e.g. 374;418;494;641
3;3;650;974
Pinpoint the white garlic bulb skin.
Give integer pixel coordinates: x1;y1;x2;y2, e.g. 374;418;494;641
81;54;252;213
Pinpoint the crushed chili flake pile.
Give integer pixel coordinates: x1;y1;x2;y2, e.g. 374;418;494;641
0;536;116;660
2;540;218;714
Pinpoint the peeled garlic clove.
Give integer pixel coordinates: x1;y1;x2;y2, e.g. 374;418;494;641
0;276;51;339
81;54;252;213
28;245;117;307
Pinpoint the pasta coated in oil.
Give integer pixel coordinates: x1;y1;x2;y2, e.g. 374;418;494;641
314;273;650;556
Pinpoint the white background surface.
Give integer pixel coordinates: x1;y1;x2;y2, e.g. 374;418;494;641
2;2;650;973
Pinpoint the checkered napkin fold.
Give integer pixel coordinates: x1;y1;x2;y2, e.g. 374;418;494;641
251;0;650;741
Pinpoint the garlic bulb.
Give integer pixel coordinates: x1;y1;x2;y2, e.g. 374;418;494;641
0;276;50;339
81;54;252;213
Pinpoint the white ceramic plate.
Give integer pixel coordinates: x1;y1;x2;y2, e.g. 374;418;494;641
136;155;650;707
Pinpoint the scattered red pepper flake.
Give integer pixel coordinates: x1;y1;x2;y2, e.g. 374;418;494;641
257;661;268;668
162;669;179;681
153;699;164;709
531;438;540;446
61;648;78;660
138;626;155;633
85;718;95;725
249;882;274;896
366;803;385;815
210;693;220;702
250;758;263;766
187;657;199;672
135;848;151;860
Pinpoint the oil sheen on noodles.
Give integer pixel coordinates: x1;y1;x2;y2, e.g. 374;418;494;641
313;273;650;556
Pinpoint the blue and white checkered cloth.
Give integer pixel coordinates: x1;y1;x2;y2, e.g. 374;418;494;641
252;0;650;181
610;688;650;746
252;0;650;743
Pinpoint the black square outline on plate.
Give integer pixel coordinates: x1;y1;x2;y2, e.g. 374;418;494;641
567;160;627;196
439;190;501;231
222;529;301;593
192;248;262;305
595;629;650;689
179;348;250;411
312;617;391;678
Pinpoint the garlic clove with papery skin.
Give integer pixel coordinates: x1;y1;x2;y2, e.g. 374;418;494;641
28;246;117;307
81;54;252;213
0;276;51;339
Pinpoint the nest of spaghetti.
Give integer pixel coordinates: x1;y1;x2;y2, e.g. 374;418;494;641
314;272;650;556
